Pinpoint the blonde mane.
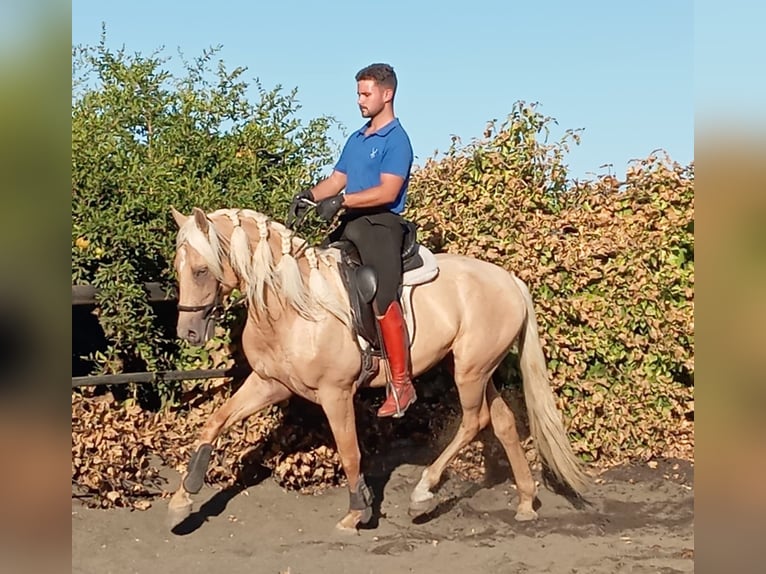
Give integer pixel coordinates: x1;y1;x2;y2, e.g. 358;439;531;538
178;208;351;328
176;215;225;282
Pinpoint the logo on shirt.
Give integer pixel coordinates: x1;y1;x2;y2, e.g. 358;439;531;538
369;147;378;159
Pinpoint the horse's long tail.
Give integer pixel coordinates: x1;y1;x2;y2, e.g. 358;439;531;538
511;274;589;496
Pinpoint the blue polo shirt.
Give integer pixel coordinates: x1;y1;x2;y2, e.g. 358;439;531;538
334;118;413;214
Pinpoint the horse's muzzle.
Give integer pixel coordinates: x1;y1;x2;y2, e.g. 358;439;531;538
177;298;220;346
179;327;204;346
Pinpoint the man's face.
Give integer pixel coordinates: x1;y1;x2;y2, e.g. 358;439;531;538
357;79;391;118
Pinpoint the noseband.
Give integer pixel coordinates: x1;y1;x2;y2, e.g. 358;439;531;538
177;286;223;320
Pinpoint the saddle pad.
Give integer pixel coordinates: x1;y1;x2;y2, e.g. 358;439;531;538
403;246;439;287
401;246;439;344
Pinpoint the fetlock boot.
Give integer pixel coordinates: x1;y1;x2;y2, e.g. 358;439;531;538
376;301;417;418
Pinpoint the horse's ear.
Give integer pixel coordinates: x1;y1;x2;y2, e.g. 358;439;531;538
170;206;188;228
192;207;209;234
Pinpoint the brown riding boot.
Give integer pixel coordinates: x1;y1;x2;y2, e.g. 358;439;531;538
376;301;417;418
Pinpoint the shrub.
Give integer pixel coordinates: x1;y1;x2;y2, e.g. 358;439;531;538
407;102;693;464
72;36;337;403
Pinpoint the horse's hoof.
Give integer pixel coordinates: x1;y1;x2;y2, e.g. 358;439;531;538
514;508;538;522
167;490;193;530
335;510;361;534
335;522;360;535
408;496;437;518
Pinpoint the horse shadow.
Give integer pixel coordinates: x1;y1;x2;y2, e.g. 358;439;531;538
170;449;272;536
357;429;530;528
360;448;485;529
170;437;584;536
355;379;591;526
171;370;588;535
170;486;245;536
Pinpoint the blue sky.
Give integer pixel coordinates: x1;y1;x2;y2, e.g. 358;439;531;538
72;0;694;182
695;0;766;131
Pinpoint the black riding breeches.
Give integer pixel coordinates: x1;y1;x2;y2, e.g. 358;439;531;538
332;210;405;313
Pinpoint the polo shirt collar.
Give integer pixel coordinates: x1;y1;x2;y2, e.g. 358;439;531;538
354;118;400;138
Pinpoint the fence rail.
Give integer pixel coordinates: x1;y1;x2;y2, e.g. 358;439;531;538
72;282;175;306
72;282;247;387
72;366;250;388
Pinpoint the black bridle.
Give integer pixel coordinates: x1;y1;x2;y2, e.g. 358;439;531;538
177;285;224;320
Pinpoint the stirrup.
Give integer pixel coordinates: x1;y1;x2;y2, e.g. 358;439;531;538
389;384;406;419
380;381;416;418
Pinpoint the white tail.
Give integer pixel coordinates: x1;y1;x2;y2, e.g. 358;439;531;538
512;274;589;496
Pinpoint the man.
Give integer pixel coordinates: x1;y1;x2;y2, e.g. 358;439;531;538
290;63;416;418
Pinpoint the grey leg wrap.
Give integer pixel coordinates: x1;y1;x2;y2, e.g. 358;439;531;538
183;443;213;494
349;474;374;523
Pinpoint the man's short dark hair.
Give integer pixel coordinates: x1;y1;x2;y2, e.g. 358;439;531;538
355;63;397;94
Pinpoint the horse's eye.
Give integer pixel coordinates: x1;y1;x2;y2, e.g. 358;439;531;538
193;267;208;278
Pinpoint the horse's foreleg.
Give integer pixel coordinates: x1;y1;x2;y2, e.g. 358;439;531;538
167;373;292;530
486;382;538;521
318;386;371;533
409;371;490;517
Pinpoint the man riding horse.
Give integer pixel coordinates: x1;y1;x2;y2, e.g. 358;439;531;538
289;63;417;418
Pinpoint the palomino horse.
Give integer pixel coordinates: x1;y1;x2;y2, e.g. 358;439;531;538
167;206;588;532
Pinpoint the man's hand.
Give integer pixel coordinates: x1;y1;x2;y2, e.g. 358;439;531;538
315;194;344;221
286;189;315;228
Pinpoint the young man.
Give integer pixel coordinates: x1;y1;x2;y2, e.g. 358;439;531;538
291;62;416;418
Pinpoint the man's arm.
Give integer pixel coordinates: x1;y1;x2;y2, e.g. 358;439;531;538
310;170;347;201
341;173;404;209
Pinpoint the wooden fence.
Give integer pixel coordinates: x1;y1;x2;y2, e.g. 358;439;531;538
71;282;244;387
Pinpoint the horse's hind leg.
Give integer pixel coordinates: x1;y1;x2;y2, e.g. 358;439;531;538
486;382;538;521
167;372;292;530
409;370;491;516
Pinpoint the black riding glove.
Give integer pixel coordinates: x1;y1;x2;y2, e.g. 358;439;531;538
286;189;315;228
316;194;345;221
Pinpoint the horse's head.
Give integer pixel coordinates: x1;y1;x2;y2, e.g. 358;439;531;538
171;207;237;345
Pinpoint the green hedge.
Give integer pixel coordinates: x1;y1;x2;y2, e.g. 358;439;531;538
72;39;336;400
406;102;693;464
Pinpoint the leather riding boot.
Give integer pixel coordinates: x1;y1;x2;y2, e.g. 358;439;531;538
376;301;417;418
